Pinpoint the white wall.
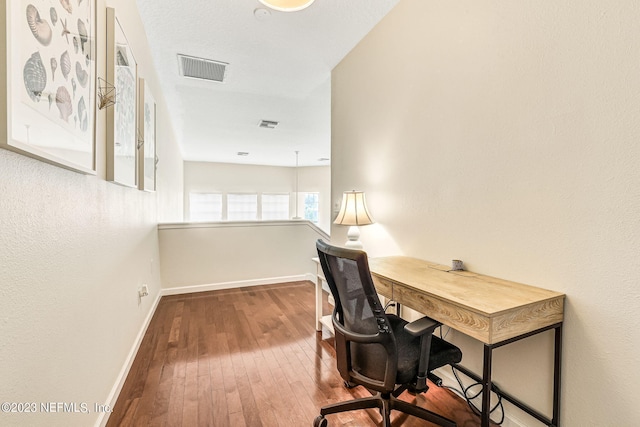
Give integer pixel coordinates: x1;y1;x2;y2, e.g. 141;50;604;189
158;221;328;291
331;1;640;426
0;1;183;426
184;161;331;232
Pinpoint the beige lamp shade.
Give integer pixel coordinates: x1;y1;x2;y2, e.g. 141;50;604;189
334;191;374;226
334;191;374;250
258;0;315;12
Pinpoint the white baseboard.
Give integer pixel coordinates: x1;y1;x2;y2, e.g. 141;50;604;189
161;274;314;296
95;292;162;427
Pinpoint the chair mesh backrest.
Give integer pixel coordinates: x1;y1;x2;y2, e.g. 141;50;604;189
317;241;395;386
325;256;379;336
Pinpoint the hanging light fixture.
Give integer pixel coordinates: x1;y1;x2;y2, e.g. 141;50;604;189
293;151;302;219
258;0;315;12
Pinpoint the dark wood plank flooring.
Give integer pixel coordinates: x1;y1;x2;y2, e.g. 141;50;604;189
107;282;490;427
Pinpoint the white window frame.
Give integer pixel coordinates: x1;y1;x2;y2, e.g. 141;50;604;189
261;193;290;220
189;192;223;222
302;192;320;224
227;193;258;221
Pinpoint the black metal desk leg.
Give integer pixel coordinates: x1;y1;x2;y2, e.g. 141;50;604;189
552;325;563;427
482;344;493;427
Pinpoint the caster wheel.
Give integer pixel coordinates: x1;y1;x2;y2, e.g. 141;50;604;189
408;383;427;395
313;415;328;427
344;381;356;389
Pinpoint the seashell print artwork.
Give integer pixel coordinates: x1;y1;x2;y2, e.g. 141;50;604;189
26;4;52;46
55;86;72;121
77;97;88;131
60;50;71;80
50;57;58;80
10;0;95;172
23;52;47;102
60;18;70;42
75;62;88;87
77;19;88;54
50;7;58;26
59;0;72;14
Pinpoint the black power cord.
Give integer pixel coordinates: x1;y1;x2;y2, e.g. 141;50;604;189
435;326;503;423
438;365;505;425
395;317;504;422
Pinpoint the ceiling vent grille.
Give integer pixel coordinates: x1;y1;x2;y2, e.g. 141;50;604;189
178;54;228;83
259;120;279;129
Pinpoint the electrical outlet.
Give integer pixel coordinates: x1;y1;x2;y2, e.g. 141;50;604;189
139;284;149;298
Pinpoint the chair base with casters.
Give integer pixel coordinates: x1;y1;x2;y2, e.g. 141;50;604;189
313;382;457;427
313;315;461;427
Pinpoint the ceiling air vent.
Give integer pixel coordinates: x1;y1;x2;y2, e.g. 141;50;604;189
178;54;228;83
259;120;279;129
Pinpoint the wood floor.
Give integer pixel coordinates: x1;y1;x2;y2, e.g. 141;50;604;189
107;282;490;427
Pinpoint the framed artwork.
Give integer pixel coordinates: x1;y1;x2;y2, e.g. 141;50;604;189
137;78;156;192
106;7;137;187
1;0;97;173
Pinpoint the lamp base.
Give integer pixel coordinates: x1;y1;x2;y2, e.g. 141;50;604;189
344;225;363;250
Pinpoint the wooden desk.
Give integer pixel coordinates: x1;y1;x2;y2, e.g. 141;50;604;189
312;257;334;333
368;256;565;427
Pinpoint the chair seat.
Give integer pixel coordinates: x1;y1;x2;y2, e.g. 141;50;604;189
389;315;462;384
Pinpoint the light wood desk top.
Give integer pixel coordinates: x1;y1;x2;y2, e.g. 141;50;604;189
368;256;565;345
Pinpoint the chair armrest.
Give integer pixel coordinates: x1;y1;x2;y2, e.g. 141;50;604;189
405;316;443;392
332;313;386;343
404;316;440;337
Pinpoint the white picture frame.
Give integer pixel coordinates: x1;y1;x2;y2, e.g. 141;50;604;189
1;0;97;174
137;78;156;192
106;7;137;187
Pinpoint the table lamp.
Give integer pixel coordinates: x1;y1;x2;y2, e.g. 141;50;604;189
334;191;374;250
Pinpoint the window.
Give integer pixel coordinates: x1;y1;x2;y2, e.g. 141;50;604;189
189;193;222;221
303;192;319;223
262;194;290;220
227;194;258;220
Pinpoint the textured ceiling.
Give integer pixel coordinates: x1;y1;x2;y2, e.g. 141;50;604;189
136;0;399;166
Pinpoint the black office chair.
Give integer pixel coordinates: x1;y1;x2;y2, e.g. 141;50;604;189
314;240;462;427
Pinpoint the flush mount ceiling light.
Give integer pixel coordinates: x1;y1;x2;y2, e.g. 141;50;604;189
257;0;315;12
